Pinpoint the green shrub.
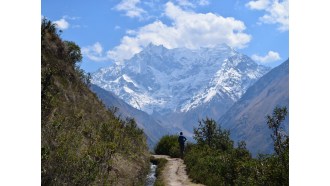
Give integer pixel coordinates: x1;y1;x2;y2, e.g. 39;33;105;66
154;135;180;158
183;111;288;186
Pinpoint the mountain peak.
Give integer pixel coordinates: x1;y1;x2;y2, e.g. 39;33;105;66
92;45;270;115
143;43;167;52
213;43;232;49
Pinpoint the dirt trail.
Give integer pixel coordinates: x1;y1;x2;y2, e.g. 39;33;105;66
152;155;205;186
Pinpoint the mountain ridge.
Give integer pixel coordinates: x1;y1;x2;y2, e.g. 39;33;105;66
218;59;289;155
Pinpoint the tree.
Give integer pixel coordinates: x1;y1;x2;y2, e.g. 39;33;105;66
41;18;57;39
234;141;251;160
266;106;288;156
266;106;289;184
193;118;233;151
64;41;82;65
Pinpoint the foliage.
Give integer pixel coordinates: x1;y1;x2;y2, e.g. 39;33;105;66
63;41;82;65
41;18;58;41
181;107;288;186
154;135;180;158
267;106;289;157
41;19;149;185
194;118;234;151
266;106;289;184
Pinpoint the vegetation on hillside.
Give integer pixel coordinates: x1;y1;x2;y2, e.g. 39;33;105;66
154;106;289;185
41;18;150;185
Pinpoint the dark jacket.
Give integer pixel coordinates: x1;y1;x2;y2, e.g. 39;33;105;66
178;135;187;145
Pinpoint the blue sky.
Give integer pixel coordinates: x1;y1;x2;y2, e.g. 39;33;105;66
42;0;289;73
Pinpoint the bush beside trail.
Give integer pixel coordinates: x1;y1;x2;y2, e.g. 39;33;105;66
154;135;180;158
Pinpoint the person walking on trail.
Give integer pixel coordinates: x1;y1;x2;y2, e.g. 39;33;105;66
178;132;187;159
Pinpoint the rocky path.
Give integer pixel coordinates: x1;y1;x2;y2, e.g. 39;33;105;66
152;155;205;186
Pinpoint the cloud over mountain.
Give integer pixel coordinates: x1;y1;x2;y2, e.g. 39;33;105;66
81;42;109;62
252;50;281;63
107;2;251;63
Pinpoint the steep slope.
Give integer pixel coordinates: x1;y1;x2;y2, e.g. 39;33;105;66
90;84;177;148
41;19;149;185
218;59;289;155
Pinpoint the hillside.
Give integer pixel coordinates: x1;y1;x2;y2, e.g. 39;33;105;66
41;19;150;185
219;59;289;155
90;84;178;148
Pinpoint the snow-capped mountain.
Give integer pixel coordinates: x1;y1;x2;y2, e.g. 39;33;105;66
218;59;289;156
92;43;270;122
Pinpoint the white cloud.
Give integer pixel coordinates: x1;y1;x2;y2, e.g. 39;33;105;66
260;0;289;31
174;0;210;8
176;0;210;8
126;29;137;35
246;0;288;31
114;0;146;19
54;18;69;30
246;0;270;10
251;51;281;63
175;0;195;8
81;42;110;62
108;2;251;63
198;0;210;6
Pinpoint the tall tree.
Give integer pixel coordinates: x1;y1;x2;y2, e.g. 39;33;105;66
267;106;288;156
193;118;233;151
266;106;289;183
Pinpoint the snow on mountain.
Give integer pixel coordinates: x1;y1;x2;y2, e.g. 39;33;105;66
218;59;289;156
181;54;269;112
91;43;270;117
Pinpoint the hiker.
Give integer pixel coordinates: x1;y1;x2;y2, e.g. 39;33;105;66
178;132;187;158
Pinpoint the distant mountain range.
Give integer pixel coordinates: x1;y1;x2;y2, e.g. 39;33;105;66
218;59;289;155
90;43;288;155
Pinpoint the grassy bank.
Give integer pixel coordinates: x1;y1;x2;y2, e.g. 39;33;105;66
150;156;168;186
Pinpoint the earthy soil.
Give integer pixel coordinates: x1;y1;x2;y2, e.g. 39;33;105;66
152;155;205;186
